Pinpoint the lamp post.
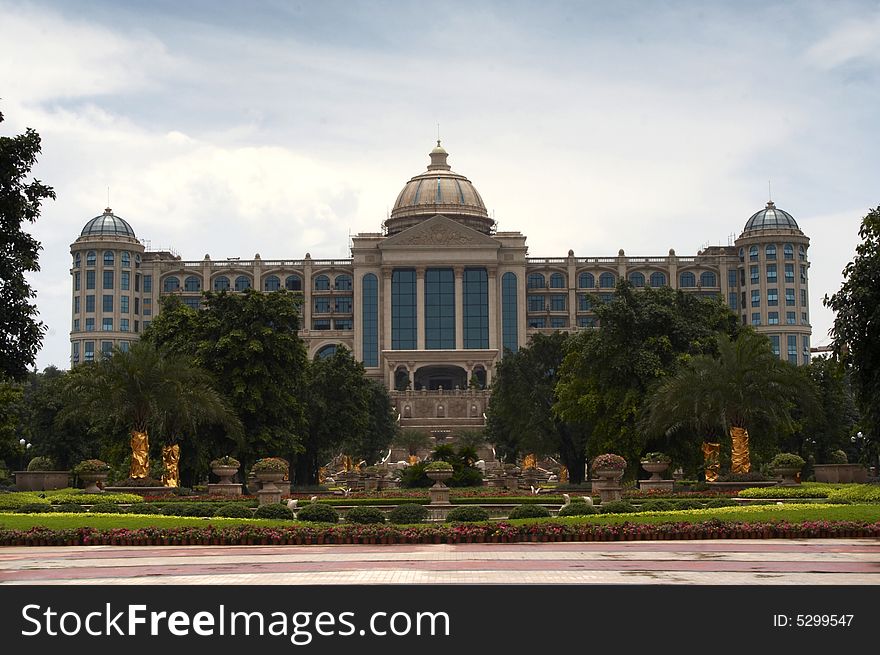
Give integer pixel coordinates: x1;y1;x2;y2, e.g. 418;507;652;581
18;439;32;471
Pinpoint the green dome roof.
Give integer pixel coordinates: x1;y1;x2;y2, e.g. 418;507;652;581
80;208;136;238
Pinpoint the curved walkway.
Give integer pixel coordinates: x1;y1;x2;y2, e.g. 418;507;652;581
1;539;878;585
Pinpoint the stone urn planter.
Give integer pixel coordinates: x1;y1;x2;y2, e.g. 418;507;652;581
252;457;289;506
79;472;108;494
773;468;801;487
212;465;239;485
591;454;627;504
426;466;453;505
255;471;285;492
768;454;805;488
640;461;669;481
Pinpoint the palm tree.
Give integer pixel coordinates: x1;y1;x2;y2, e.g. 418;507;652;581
644;331;812;474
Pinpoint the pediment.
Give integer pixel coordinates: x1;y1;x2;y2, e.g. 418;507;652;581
380;215;499;250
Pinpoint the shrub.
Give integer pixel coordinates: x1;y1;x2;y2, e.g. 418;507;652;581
343;506;386;524
251;458;289;474
128;503;163;515
598;500;637;514
110;477;165;487
558;502;597;517
672;499;705;510
828;450;848;465
739;485;829;499
161;503;191;516
296;503;339;523
445;506;490;522
253;504;295;520
640;499;676;512
27;456;54;471
90;502;123;513
0;493;50;510
508;504;551;519
425;461;453;471
18;503;52;513
54;503;87;513
769;453;806;470
72;459;110;475
177;503;216;517
213;503;254;518
828;485;880;504
641;452;671;463
172;487;196;496
388;503;428;524
47;490;143;505
718;471;768;482
705;498;737;508
591;453;627;472
210;456;240;467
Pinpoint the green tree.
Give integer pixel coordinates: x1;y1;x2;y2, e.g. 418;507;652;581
486;332;590;482
393;428;431;459
825;205;880;466
0;109;55;381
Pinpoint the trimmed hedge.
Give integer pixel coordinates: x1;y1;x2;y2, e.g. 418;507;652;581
445;506;490;523
828;485;880;504
739;484;829;499
296;503;339;523
213;504;254;519
17;503;52;514
598;500;637;514
640;500;676;512
55;504;88;513
387;504;428;524
343;507;386;524
90;503;123;514
508;504;552;519
253;504;295;520
557;502;597;517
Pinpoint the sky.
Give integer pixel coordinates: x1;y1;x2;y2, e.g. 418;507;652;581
2;0;878;370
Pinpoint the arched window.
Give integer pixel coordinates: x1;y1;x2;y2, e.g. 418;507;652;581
798;245;806;261
679;271;696;288
749;245;758;261
213;276;230;291
74;253;81;268
234;275;251;291
134;254;141;268
163;276;180;292
263;275;281;291
121;251;131;268
86;251;96;266
784;244;794;260
527;273;545;289
335;274;352;290
549;272;565;288
765;244;777;260
738;248;745;263
628;272;645;287
598;272;615;288
285;275;302;291
103;251;115;266
184;276;201;292
314;275;330;291
578;272;595;289
316;344;338;359
700;271;717;288
649;272;666;288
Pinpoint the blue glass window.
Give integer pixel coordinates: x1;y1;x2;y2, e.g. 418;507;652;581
84;341;95;362
313;319;331;330
770;335;780;357
785;288;795;306
163;276;180;292
85;318;94;331
767;264;777;282
528;317;546;328
786;312;796;325
788;335;797;363
577;316;596;327
285;275;303;291
184;276;200;292
502;272;518;354
803;336;810;365
549;273;565;288
738;248;744;262
649;272;666;288
263;275;280;291
335;296;352;313
74;253;81;268
86;270;95;290
361;274;378;366
314;275;330;291
800;289;807;306
766;244;777;260
392;269;417;350
578;272;594;289
598;272;615;288
314;298;330;313
550;317;567;328
784;244;794;260
103;271;113;290
463;268;488;349
102;318;113;331
121;296;129;314
728;270;737;288
335;275;352;290
103;251;114;266
86;295;95;312
750;266;759;284
234;276;251;291
784;264;794;283
143;275;151;292
213;276;230;291
628;272;645;287
700;271;717;287
316;344;337;358
71;342;79;363
800;266;807;283
578;294;592;311
528;295;545;312
121;252;130;268
527;273;545;289
728;292;737;310
103;295;113;312
550;294;566;311
749;246;758;261
751;290;760;307
86;251;96;266
334;319;353;330
768;288;778;306
74;272;81;291
74;296;80;313
425;268;455;350
121;271;130;291
799;245;806;261
752;312;761;326
680;271;696;288
768;311;779;325
183;297;200;310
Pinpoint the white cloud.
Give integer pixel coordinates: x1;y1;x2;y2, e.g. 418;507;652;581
806;12;880;69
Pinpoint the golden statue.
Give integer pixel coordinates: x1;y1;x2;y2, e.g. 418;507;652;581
559;465;569;483
161;444;180;487
730;426;751;473
342;455;354;472
523;453;537;470
130;430;149;479
701;441;720;482
318;466;327;484
408;454;420;465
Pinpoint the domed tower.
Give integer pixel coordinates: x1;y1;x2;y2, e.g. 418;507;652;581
734;201;811;365
70;208;145;365
385;141;494;236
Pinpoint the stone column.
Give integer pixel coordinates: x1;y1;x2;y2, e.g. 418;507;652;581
253;253;262;291
487;266;498;349
668;249;678;289
454;266;464;350
382;267;393;351
303;254;313;331
567;251;577;328
416;267;426;350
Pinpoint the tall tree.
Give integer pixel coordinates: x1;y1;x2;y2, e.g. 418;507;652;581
825;205;880;466
0;109;55;381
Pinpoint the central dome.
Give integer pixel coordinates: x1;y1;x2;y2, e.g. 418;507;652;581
386;142;493;236
742;200;800;234
80;207;137;239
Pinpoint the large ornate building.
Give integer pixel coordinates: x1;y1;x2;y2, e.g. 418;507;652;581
69;142;811;434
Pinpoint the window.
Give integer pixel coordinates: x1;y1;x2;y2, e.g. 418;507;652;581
502;272;518;354
528;295;545;312
800;289;807;306
752;312;761;326
799;245;806;261
738;248;744;262
184;276;201;292
73;319;80;331
213;276;230;291
74;296;80;313
121;271;130;291
767;264;777;282
786;312;796;325
285;275;302;291
527;273;545;289
599;272;615;288
550;294;566;311
121;296;129;314
85;318;94;332
528;317;546;328
119;341;130;353
104;251;115;266
784;263;794;283
135;254;141;268
314;298;330;313
785;288;795;306
163;276;180;292
463;268;489;349
335;274;352;290
263;275;280;291
182;297;200;310
86;251;96;266
800;265;807;283
134;297;140;314
577;316;596;327
312;319;331;330
679;271;696;288
362;274;379;366
316;344;337;358
101;341;113;357
103;271;114;290
102;318;113;331
143;275;152;293
770;335;780;357
578;294;592;311
550;317;567;328
391;269;416;350
74;253;81;268
765;244;776;260
334;319;353;330
71;272;79;293
784;244;794;260
335;296;352;313
71;342;79;363
234;275;251;291
750;266;758;284
802;312;809;325
768;311;779;325
103;295;113;312
549;272;565;288
628;272;645;287
767;288;778;306
788;335;797;363
143;320;150;331
700;271;717;288
86;295;95;312
314;275;330;291
84;341;95;362
143;298;151;315
728;292;737;309
120;318;129;332
578;272;594;289
749;246;758;261
598;292;614;303
86;270;96;290
751;290;760;307
122;252;130;268
425;268;455;349
135;320;139;333
803;336;810;365
740;268;745;286
649;272;666;288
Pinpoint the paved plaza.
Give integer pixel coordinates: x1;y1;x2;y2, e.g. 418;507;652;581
1;539;878;585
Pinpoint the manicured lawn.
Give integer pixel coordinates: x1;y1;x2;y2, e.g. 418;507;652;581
0;513;294;530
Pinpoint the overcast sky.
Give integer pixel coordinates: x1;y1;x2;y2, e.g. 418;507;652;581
2;0;878;370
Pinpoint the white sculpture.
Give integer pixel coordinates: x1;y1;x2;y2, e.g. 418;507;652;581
562;493;571;506
581;496;593;506
287;499;298;510
310;495;318;503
